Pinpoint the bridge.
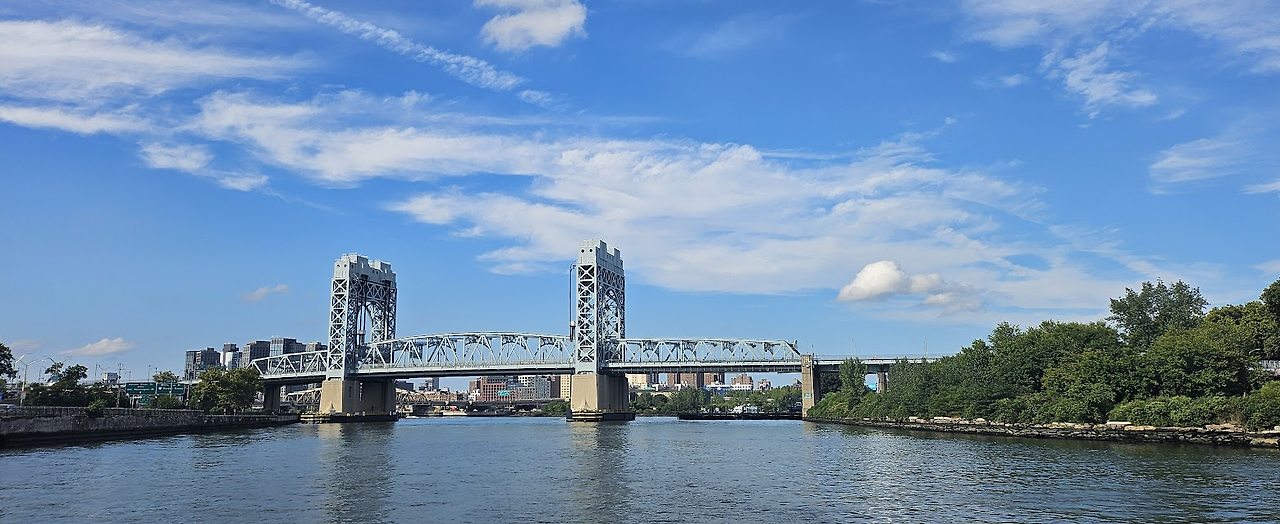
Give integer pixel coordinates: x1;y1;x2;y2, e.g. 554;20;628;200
251;239;879;420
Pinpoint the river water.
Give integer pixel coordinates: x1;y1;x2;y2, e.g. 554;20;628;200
2;417;1277;523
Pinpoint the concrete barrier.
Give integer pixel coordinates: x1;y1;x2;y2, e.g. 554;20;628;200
0;407;299;448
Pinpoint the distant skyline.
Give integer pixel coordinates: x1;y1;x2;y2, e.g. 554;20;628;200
2;1;1278;384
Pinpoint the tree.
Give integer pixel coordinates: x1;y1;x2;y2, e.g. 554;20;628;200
0;342;15;380
153;370;180;383
1108;279;1208;349
838;358;869;395
188;367;261;413
1206;301;1280;360
1262;278;1280;325
1147;323;1252;397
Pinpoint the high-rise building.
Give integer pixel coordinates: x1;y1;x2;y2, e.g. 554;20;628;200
419;377;441;391
184;347;221;380
243;340;271;363
305;341;328;353
558;374;572;399
221;343;241;369
704;372;725;385
269;337;305;357
730;373;754;388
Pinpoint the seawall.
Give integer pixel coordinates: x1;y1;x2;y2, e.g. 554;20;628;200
0;406;300;448
804;416;1280;449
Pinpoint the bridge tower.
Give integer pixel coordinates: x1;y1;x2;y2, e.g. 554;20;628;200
316;254;399;415
567;239;635;421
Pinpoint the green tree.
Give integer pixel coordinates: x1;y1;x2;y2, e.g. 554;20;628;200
1261;278;1280;325
540;399;568;416
1108;279;1208;349
1147;322;1253;397
188;367;261;413
153;370;180;383
149;395;185;409
1206;301;1280;360
838;358;869;396
0;342;15;380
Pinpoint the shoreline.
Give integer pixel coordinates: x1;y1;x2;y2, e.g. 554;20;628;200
804;416;1280;449
1;407;299;449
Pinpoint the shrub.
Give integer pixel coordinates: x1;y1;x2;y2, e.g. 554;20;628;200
85;399;106;418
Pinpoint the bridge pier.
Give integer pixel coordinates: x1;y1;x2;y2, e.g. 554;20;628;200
876;370;888;393
317;379;395;414
801;354;822;415
262;384;281;413
567;373;634;422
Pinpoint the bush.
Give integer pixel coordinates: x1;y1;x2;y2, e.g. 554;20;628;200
85;399;106;418
1108;396;1234;427
1239;381;1280;431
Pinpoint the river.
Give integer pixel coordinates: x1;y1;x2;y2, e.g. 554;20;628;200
2;417;1277;523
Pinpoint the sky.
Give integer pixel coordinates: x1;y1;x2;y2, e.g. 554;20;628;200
1;0;1278;387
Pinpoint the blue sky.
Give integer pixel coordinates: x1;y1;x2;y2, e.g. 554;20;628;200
2;0;1278;384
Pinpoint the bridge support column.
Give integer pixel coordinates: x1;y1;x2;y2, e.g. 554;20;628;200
319;379;361;414
262;384;281;413
801;354;822;416
567;373;635;422
877;371;888;394
359;380;396;414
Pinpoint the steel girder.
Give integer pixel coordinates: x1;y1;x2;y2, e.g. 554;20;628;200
601;338;801;373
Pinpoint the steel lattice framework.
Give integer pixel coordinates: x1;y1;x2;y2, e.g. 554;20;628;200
606;338;801;373
363;332;573;376
328;254;397;379
574;240;625;373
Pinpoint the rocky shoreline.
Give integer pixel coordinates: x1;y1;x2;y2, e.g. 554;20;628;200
805;416;1280;449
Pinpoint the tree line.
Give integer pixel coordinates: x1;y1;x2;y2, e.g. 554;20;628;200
809;278;1280;430
0;348;261;414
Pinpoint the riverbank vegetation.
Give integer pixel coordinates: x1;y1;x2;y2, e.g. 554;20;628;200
630;386;801;415
810;278;1280;431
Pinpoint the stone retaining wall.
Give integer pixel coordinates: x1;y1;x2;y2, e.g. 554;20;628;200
0;408;299;448
805;416;1280;449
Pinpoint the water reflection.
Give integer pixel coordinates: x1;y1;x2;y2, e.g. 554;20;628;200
314;422;396;524
564;422;632;523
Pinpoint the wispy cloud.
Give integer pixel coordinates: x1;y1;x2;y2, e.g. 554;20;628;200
930;50;957;63
677;13;796;59
0;104;148;134
1244;179;1280;195
1257;259;1280;274
270;0;524;91
475;0;587;53
139;142;268;191
61;337;137;357
1041;43;1157;117
1150;136;1246;184
242;284;289;302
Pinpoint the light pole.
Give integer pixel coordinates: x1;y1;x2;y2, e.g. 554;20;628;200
14;354;50;407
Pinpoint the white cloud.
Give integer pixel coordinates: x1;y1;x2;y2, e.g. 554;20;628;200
1150;137;1246;183
140;143;213;172
242;284;289;302
1041;43;1157;116
1000;73;1028;87
0;104;148;134
0;19;303;104
679;13;796;58
930;50;958;63
61;337;137;357
1245;179;1280;195
1257;259;1280;274
271;0;524;91
476;0;587;52
836;261;981;313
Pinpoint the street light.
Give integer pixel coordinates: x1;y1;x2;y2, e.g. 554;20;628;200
13;354;51;407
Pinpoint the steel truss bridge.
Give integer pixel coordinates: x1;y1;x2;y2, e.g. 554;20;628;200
253;331;908;384
252;332;827;384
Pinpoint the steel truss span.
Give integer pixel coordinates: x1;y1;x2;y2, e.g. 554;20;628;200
364;332;575;376
607;338;801;373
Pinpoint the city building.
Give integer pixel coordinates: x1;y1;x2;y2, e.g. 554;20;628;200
730;373;754;388
101;372;119;386
419;377;441;391
470;375;517;402
184;347;221;380
269;337;305;357
221;343;241;369
558;374;572;399
518;376;553;400
626;373;660;389
243;340;271;363
304;341;328;353
757;378;772;390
